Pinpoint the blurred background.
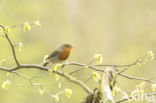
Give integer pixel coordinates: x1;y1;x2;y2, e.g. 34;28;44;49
0;0;156;103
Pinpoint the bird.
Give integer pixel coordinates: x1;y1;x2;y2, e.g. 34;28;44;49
43;44;73;66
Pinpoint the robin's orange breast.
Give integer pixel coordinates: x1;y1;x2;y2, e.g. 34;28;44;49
58;47;71;60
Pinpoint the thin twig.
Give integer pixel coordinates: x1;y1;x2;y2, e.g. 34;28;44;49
10;23;34;28
69;67;84;75
64;62;105;72
118;73;156;84
117;54;148;74
69;59;96;75
84;75;93;83
0;24;20;66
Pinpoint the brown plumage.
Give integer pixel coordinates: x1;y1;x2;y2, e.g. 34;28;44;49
58;47;72;60
43;44;72;66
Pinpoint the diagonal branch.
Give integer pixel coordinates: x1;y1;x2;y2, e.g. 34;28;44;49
117;73;156;84
5;33;20;66
117;54;148;74
96;54;149;74
0;24;20;66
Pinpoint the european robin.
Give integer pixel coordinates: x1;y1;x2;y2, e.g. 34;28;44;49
43;44;73;66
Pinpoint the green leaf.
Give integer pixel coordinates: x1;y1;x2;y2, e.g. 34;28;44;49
147;50;154;60
48;69;53;76
151;84;156;92
2;80;11;90
18;42;23;52
112;87;121;96
55;74;60;81
2;82;8;89
4;26;11;33
54;63;62;71
94;54;103;64
92;72;101;82
65;88;72;98
136;62;141;67
139;82;145;89
33;20;41;27
84;66;88;70
24;22;31;31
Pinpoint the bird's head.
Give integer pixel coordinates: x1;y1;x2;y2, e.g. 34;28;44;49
61;44;73;49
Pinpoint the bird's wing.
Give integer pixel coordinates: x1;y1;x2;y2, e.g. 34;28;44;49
47;50;60;59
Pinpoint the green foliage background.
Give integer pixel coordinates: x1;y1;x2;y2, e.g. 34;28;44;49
0;0;156;103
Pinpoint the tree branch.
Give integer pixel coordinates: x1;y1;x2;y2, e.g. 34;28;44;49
0;24;20;66
64;62;105;72
117;73;156;84
0;64;92;94
0;23;155;103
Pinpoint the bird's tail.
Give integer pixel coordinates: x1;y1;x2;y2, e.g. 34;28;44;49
43;61;49;67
